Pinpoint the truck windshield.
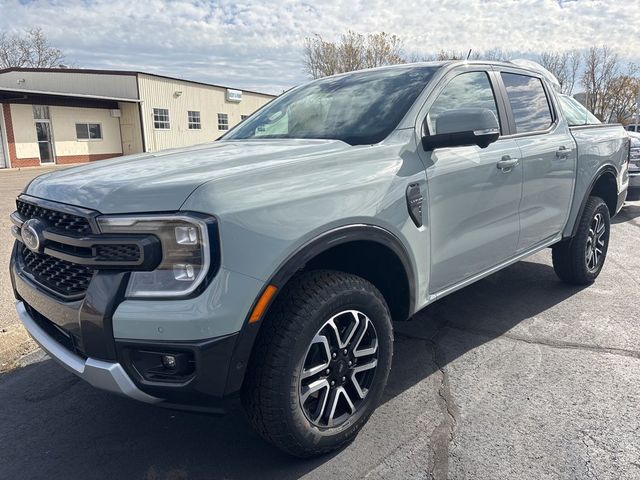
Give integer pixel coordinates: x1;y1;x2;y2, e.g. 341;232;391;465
223;65;439;145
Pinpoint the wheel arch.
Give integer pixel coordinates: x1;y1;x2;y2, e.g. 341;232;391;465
571;166;618;237
224;224;417;395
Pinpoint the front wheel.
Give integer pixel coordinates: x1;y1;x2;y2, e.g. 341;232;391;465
242;270;393;457
552;196;611;285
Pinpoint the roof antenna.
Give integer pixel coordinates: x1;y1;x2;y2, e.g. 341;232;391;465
466;49;473;60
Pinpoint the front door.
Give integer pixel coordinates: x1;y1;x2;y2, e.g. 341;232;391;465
420;70;523;293
35;121;55;164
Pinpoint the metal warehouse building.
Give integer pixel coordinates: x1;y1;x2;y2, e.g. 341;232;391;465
0;68;275;169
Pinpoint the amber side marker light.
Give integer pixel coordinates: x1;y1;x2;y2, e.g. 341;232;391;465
249;284;278;324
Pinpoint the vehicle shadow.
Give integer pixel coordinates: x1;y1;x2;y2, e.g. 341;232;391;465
613;201;640;225
0;258;586;480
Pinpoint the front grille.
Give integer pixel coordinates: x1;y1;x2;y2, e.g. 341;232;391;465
95;244;140;262
14;197;155;298
21;246;94;297
17;199;92;235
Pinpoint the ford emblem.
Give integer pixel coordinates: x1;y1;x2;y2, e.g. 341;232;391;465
21;218;46;253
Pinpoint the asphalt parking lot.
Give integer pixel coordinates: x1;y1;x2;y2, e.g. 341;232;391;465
0;167;61;369
1;167;640;479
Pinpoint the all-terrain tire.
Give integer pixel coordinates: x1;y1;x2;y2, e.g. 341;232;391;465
241;270;393;458
552;196;610;285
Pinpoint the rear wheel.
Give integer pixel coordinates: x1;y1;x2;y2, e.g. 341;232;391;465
552;196;610;285
242;270;393;457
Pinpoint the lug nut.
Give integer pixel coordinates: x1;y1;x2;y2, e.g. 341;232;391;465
348;361;352;366
341;376;346;382
343;349;348;355
330;380;335;386
325;369;330;375
332;352;337;359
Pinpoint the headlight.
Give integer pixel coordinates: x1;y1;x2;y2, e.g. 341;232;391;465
97;214;216;298
631;147;640;162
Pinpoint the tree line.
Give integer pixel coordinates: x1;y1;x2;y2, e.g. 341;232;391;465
304;31;639;124
1;28;637;124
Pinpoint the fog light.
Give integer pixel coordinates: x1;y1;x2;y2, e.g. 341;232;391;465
161;354;177;369
173;263;195;281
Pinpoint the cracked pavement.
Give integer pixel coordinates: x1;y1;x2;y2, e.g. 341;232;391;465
1;166;639;479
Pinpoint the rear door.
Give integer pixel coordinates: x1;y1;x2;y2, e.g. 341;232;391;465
418;68;524;293
497;70;576;251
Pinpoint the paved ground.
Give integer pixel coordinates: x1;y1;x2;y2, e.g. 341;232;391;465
1;167;640;479
0;167;63;370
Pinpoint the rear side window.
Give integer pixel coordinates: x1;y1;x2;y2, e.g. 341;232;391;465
501;73;553;133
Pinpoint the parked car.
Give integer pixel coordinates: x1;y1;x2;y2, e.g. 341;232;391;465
10;61;630;457
626;124;640;133
628;131;640;197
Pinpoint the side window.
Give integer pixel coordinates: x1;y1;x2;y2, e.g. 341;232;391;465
501;73;553;133
427;71;500;135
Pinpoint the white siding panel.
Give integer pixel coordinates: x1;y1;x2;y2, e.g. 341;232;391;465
0;71;138;100
138;74;274;152
49;106;122;156
11;104;40;159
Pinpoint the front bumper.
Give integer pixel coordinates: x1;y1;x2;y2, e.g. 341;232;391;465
16;300;159;404
11;243;256;408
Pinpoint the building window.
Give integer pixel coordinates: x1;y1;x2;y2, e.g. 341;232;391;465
76;123;102;141
188;111;201;130
153;108;170;129
217;113;229;130
241;115;249;121
32;105;50;120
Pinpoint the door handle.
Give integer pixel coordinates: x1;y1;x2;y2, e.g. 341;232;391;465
556;146;570;160
497;156;519;172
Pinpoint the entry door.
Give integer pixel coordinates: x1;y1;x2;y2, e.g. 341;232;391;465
426;140;523;292
421;70;523;293
35;121;55;163
499;72;576;251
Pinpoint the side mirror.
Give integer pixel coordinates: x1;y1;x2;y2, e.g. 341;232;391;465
422;108;500;151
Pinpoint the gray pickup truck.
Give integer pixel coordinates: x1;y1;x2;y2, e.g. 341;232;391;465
10;61;630;457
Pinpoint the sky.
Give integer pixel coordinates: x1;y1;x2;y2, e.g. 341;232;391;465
0;0;638;95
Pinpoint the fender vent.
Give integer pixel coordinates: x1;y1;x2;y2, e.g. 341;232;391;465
406;183;423;228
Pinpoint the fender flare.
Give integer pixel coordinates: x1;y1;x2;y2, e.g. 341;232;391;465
223;224;417;395
570;165;618;238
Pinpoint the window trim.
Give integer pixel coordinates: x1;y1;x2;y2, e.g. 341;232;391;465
495;68;559;138
419;67;508;138
217;113;229;131
75;122;103;142
153;108;171;130
187;110;201;130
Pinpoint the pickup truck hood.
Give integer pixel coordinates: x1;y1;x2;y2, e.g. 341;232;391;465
25;139;350;213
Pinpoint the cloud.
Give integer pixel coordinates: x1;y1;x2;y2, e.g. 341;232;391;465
0;0;637;94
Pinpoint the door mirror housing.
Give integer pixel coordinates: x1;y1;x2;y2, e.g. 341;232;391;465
422;108;500;151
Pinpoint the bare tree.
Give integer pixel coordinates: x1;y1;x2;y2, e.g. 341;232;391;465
581;46;620;120
303;31;404;78
538;50;581;94
0;28;65;69
416;48;510;62
606;68;640;124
